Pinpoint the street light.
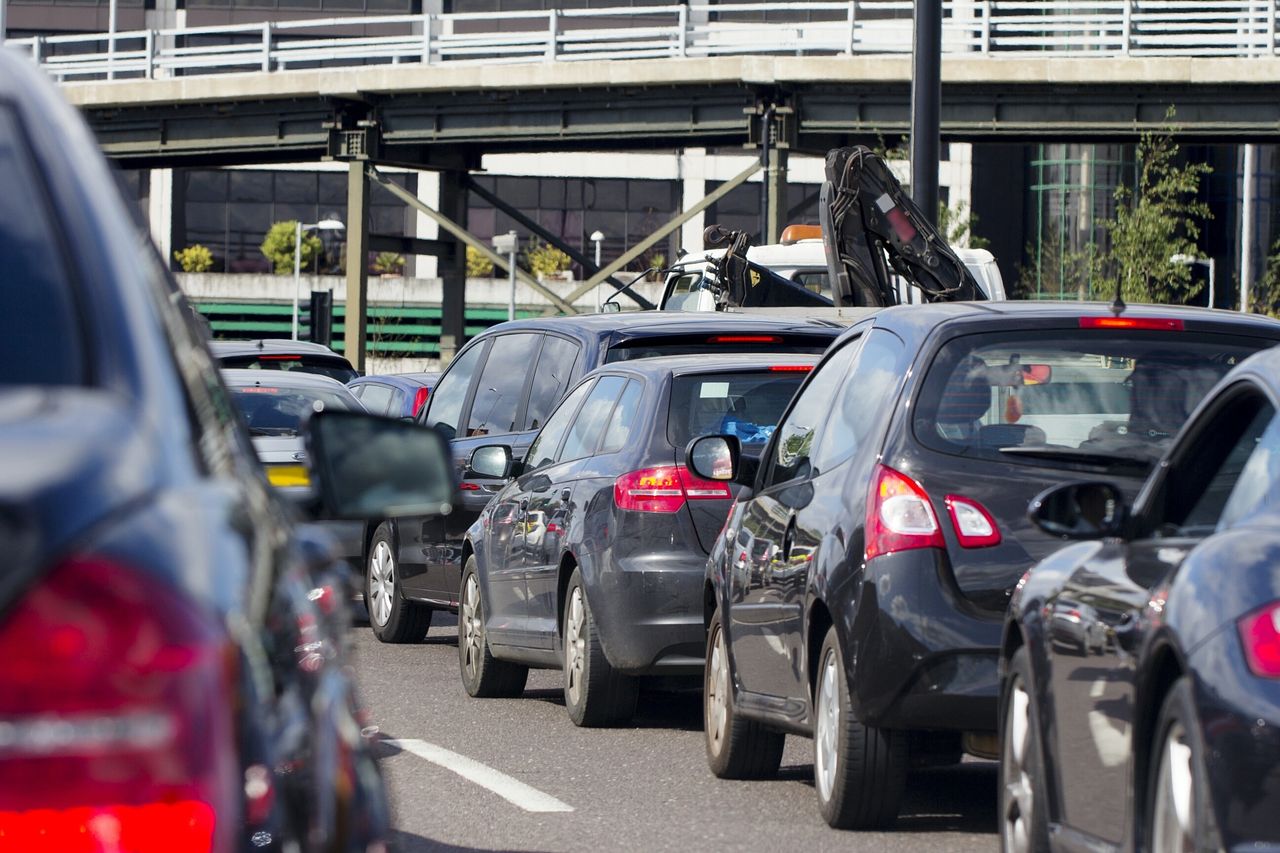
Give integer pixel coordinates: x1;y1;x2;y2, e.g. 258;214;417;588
492;230;518;322
293;218;344;341
590;230;604;311
1170;253;1216;310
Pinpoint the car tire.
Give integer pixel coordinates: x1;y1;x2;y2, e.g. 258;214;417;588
1147;677;1220;853
458;558;528;698
366;523;432;644
704;608;785;779
813;626;907;829
562;568;638;727
1000;646;1050;853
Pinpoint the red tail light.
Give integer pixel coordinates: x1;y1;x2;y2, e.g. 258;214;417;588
768;365;813;372
707;335;783;344
0;557;238;851
1239;601;1280;678
944;495;1002;548
412;387;431;416
614;466;732;513
865;465;944;560
1079;317;1184;331
258;354;302;360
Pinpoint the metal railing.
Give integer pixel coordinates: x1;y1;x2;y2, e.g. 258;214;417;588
5;0;1277;83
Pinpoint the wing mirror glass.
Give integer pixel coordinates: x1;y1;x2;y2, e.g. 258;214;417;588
1028;481;1126;540
469;445;513;479
687;435;739;482
304;411;456;519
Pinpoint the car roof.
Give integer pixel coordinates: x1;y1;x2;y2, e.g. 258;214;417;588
589;352;820;381
210;339;350;359
478;311;843;341
348;372;438;388
220;368;352;391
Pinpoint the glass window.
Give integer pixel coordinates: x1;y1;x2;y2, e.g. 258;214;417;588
467;333;538;437
0;108;84;386
815;331;904;470
526;380;593;472
767;344;861;487
524;335;581;430
560;376;627;461
217;355;357;383
228;384;357;435
600;380;644;454
423;340;486;439
358;383;395;416
1218;409;1280;530
667;370;808;449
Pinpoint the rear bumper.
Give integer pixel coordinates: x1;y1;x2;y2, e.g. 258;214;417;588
590;551;708;676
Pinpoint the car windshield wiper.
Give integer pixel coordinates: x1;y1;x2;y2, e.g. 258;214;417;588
248;427;299;437
998;446;1152;471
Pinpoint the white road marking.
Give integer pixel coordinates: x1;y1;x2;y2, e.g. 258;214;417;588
387;738;574;813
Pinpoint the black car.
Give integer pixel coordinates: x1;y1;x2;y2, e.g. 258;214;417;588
688;301;1280;829
1000;345;1280;852
362;311;843;643
457;354;819;725
211;339;359;383
0;50;453;850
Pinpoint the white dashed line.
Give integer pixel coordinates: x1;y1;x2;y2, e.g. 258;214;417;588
387;738;575;813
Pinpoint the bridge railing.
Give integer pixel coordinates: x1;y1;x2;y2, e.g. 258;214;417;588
6;0;1277;82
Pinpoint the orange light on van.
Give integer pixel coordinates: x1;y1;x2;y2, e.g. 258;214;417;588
780;224;822;245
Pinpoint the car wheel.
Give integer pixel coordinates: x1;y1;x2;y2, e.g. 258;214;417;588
813;626;907;829
563;568;637;727
366;523;432;644
1148;677;1220;853
458;558;528;698
704;608;784;779
1000;646;1050;853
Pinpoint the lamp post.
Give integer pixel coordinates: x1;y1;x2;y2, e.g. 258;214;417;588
590;230;604;311
1170;253;1216;310
493;230;518;322
293;218;345;341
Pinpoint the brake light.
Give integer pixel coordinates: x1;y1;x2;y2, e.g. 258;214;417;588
1239;601;1280;678
614;466;732;513
258;354;302;361
412;387;431;416
944;495;1002;548
1079;317;1184;331
707;335;783;344
769;365;813;372
865;465;944;560
0;557;238;851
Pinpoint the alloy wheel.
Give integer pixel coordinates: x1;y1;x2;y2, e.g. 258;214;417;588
814;647;840;802
706;625;730;755
1002;679;1035;853
1152;721;1195;853
461;574;483;682
368;541;395;627
565;587;586;707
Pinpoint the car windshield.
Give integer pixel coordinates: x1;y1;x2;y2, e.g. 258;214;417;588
220;355;358;383
668;370;808;448
229;385;357;436
914;329;1267;469
607;336;831;363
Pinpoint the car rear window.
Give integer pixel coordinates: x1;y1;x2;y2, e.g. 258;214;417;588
229;385;358;435
914;328;1269;470
0;107;84;386
219;354;357;383
606;334;832;363
667;370;808;448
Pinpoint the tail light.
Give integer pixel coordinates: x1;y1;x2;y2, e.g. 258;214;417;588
944;495;1002;548
707;335;782;344
768;365;813;373
411;387;431;416
614;466;732;513
0;557;238;851
1239;601;1280;678
1079;317;1184;331
865;465;944;560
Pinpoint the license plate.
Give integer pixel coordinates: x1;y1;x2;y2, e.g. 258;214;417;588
267;464;310;488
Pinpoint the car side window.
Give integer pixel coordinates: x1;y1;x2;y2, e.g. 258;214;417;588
467;333;539;438
523;335;581;431
560;376;628;462
1218;412;1280;530
422;340;487;439
599;380;644;455
359;383;394;416
525;380;593;473
814;330;905;471
764;338;861;488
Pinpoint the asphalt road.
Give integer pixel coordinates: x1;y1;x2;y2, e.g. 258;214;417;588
350;619;1000;853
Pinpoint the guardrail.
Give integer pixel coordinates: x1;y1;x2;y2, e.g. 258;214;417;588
6;0;1277;82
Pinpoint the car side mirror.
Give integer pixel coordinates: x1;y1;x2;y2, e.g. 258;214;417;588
1028;481;1127;540
601;301;621;314
686;434;756;489
470;445;513;479
304;410;456;519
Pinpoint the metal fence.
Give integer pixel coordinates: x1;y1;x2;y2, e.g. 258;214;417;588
6;0;1278;82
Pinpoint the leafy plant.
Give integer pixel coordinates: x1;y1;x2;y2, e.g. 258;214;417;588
527;240;572;278
173;244;214;273
937;201;990;250
1014;229;1098;301
1254;239;1280;318
466;245;495;277
373;252;405;275
260;221;323;276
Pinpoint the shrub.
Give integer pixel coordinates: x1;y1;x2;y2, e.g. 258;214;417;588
466;245;495;277
260;221;323;275
527;240;572;277
373;252;405;275
173;244;215;273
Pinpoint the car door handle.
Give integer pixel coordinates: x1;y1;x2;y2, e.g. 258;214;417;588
519;499;529;512
560;488;571;501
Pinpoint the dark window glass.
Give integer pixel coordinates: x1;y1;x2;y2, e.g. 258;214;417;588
467;333;537;437
526;380;593;471
358;382;396;415
524;335;581;430
318;173;347;206
423;340;486;439
275;172;315;205
185;170;227;202
815;331;904;470
230;170;273;203
767;344;860;487
560;375;627;461
217;355;357;383
669;370;808;450
1218;409;1280;529
600;380;643;454
1181;403;1275;533
0;108;84;386
228;384;357;435
605;337;831;363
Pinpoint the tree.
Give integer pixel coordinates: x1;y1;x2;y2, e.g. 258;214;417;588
1253;239;1280;318
1014;229;1097;301
938;201;990;250
1092;114;1212;304
260;221;324;276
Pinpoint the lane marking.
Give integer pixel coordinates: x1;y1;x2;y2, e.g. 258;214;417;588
386;738;574;813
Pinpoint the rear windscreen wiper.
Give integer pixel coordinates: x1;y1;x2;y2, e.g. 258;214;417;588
998;446;1152;471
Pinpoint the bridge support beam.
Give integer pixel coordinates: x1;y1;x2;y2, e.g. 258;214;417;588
344;159;370;372
438;170;467;362
764;144;788;244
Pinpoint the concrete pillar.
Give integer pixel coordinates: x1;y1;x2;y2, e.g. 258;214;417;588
144;0;184;78
345;161;370;373
413;170;441;280
764;145;788;245
679;148;708;254
437;170;467;364
148;168;173;262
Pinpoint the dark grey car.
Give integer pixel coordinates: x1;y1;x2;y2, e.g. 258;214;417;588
456;353;818;726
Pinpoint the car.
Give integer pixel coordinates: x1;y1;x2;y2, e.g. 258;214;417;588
211;338;359;383
0;49;454;850
457;354;819;726
360;311;844;644
347;371;439;419
999;344;1280;853
688;300;1280;829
